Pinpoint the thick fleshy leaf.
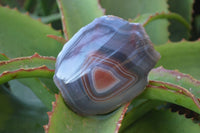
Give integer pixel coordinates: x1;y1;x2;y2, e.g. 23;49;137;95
122;109;200;133
44;94;129;133
149;67;200;98
0;53;55;84
120;67;200;132
155;40;200;80
140;81;200;114
0;84;48;133
119;67;200;132
100;0;169;44
56;0;104;39
0;7;62;132
0;66;53;84
132;12;190;30
0;53;57;110
0;6;63;58
168;0;194;41
45;70;200;132
0;6;60;104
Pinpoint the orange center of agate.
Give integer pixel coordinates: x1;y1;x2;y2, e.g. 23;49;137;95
93;67;119;92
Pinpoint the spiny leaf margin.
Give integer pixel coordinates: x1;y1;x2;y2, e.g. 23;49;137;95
44;94;130;133
0;53;56;84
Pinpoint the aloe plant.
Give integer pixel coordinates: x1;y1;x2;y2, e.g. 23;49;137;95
0;0;200;133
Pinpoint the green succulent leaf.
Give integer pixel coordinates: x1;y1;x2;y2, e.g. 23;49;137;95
100;0;169;44
44;94;129;133
122;109;200;133
0;1;199;133
0;53;57;110
149;67;200;98
45;67;200;132
0;5;62;115
132;12;190;30
56;0;104;39
155;40;200;80
0;6;61;102
0;6;63;58
145;67;200;114
120;67;200;132
141;81;200;114
0;53;55;84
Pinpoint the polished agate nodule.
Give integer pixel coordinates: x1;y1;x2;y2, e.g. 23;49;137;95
53;15;160;115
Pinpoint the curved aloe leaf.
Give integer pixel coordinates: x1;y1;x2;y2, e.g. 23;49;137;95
132;12;190;30
0;6;62;113
0;53;55;84
44;94;129;133
57;0;104;39
155;40;200;80
149;67;200;98
0;66;53;84
120;67;200;132
141;81;200;114
142;67;200;114
120;80;200;132
0;53;56;109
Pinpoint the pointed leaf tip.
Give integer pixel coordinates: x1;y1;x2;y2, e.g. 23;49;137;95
97;0;106;14
47;35;67;44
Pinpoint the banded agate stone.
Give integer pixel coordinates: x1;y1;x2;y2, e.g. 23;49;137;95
53;15;160;115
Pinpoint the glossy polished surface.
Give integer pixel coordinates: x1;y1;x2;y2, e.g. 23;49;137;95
54;15;160;115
